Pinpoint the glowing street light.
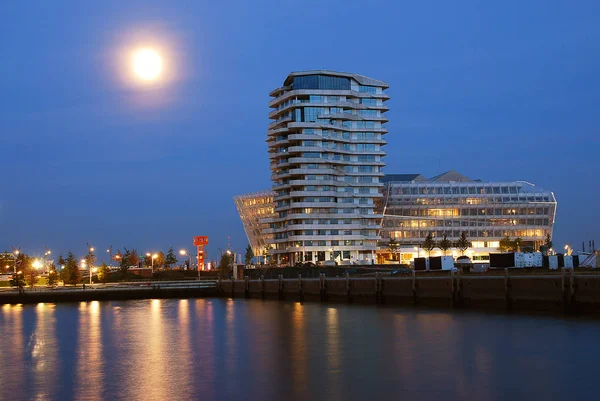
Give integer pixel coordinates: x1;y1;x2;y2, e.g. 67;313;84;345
146;253;158;272
90;267;97;285
180;249;192;270
12;248;20;273
32;259;42;269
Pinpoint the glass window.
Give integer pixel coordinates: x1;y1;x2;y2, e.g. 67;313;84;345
293;75;351;90
359;86;377;94
360;110;378;117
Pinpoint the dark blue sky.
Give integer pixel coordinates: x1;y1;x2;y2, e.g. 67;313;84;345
1;0;599;262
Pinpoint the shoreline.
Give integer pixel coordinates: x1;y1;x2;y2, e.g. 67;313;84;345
3;273;600;318
0;282;218;305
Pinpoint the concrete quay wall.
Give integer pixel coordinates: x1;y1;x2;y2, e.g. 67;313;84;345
217;273;600;315
0;286;219;305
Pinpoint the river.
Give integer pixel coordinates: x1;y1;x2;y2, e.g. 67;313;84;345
0;298;598;401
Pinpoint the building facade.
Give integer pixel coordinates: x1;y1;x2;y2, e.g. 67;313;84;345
263;71;390;265
378;171;557;263
233;191;276;258
236;171;557;265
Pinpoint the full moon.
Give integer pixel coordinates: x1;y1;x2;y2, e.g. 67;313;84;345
132;48;163;81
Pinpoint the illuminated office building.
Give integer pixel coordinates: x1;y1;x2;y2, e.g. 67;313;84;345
378;171;557;263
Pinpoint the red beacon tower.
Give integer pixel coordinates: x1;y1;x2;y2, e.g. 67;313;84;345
193;236;209;270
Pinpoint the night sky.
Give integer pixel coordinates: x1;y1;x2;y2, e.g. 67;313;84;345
1;0;598;262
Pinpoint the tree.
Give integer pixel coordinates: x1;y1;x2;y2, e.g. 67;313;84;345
98;262;110;284
60;252;81;285
57;254;66;268
244;244;254;266
48;264;59;287
423;233;436;256
498;235;515;252
438;234;452;256
119;249;130;273
84;248;97;271
544;234;553;249
219;253;233;279
114;250;123;266
455;232;471;256
127;249;140;268
10;271;25;290
155;251;165;269
165;247;177;269
25;264;38;288
514;237;523;252
16;252;32;273
388;237;400;261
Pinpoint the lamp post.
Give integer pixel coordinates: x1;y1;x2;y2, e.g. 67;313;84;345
32;259;42;285
81;259;87;284
180;250;192;270
146;253;158;273
13;249;20;273
90;267;97;285
107;246;112;265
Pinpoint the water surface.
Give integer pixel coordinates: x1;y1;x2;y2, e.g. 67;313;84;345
0;299;597;401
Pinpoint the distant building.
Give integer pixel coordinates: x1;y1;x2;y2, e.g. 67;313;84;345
378;171;557;263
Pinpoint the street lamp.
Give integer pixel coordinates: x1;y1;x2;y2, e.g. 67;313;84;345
146;253;158;272
13;249;20;273
90;267;97;285
180;250;192;270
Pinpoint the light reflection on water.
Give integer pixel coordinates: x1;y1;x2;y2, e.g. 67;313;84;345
0;299;599;401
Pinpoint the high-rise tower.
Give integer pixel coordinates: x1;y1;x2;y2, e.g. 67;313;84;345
263;71;389;265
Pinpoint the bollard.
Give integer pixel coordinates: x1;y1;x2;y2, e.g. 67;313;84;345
504;268;511;310
278;274;283;300
412;270;417;304
375;272;380;304
569;268;575;305
346;272;350;302
451;270;455;307
561;267;567;307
